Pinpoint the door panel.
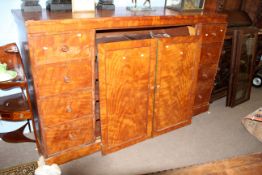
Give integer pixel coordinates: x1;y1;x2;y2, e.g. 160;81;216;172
98;39;156;154
227;29;258;107
154;36;201;136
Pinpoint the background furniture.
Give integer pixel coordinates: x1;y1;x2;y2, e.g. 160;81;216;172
13;8;226;164
207;0;261;105
0;43;34;143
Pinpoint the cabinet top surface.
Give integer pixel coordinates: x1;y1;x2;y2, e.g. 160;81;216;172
12;8;227;33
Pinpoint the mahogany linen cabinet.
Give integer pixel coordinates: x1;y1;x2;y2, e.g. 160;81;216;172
13;8;227;164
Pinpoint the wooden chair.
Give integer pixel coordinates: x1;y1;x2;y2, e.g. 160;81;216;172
0;43;34;143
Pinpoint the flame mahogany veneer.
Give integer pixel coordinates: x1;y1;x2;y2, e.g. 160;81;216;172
12;8;227;164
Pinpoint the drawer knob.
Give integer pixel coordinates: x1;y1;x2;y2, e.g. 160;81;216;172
66;105;72;113
5;102;9;107
141;54;144;57
64;76;70;83
76;33;82;37
205;33;209;37
69;133;75;140
42;46;48;51
202;73;208;78
122;56;126;60
166;45;169;48
220;29;224;32
198;95;203;99
61;45;69;52
211;32;217;36
157;85;161;89
207;52;212;57
180;51;184;55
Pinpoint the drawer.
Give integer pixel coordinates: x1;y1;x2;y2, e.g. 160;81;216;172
201;43;223;66
34;59;92;97
44;116;95;156
38;90;93;127
30;31;94;65
195;81;214;105
197;64;218;82
202;24;226;43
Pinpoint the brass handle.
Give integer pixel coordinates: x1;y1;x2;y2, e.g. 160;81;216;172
61;45;69;52
211;32;217;36
66;105;72;113
64;76;70;83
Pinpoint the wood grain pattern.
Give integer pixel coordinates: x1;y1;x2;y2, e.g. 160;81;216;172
37;89;93;127
98;39;156;154
43;116;95;156
28;31;94;66
153;36;201;135
33;59;92;97
16;9;227;35
151;152;262;175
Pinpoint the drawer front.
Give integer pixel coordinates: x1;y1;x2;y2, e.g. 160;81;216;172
44;116;95;156
194;81;214;106
202;24;226;43
38;90;93;127
34;59;92;97
201;43;223;66
197;64;218;82
30;31;94;65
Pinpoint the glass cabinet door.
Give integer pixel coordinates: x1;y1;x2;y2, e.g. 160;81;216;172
227;29;258;107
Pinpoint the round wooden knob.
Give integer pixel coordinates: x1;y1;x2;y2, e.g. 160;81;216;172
64;76;70;83
61;45;69;52
66;105;72;113
69;133;75;140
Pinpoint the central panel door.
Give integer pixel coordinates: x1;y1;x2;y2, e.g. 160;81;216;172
98;39;156;154
153;36;201;136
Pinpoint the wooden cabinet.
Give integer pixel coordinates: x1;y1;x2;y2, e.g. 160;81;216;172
14;8;227;164
154;36;201;135
227;28;258;107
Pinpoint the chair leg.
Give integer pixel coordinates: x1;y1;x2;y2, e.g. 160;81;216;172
27;119;32;133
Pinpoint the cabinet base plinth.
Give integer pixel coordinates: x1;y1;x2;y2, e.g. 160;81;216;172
193;104;209;116
45;141;101;165
153;120;192;137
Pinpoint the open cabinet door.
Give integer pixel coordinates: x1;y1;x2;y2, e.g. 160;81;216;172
227;28;258;107
98;39;156;154
153;36;201;136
